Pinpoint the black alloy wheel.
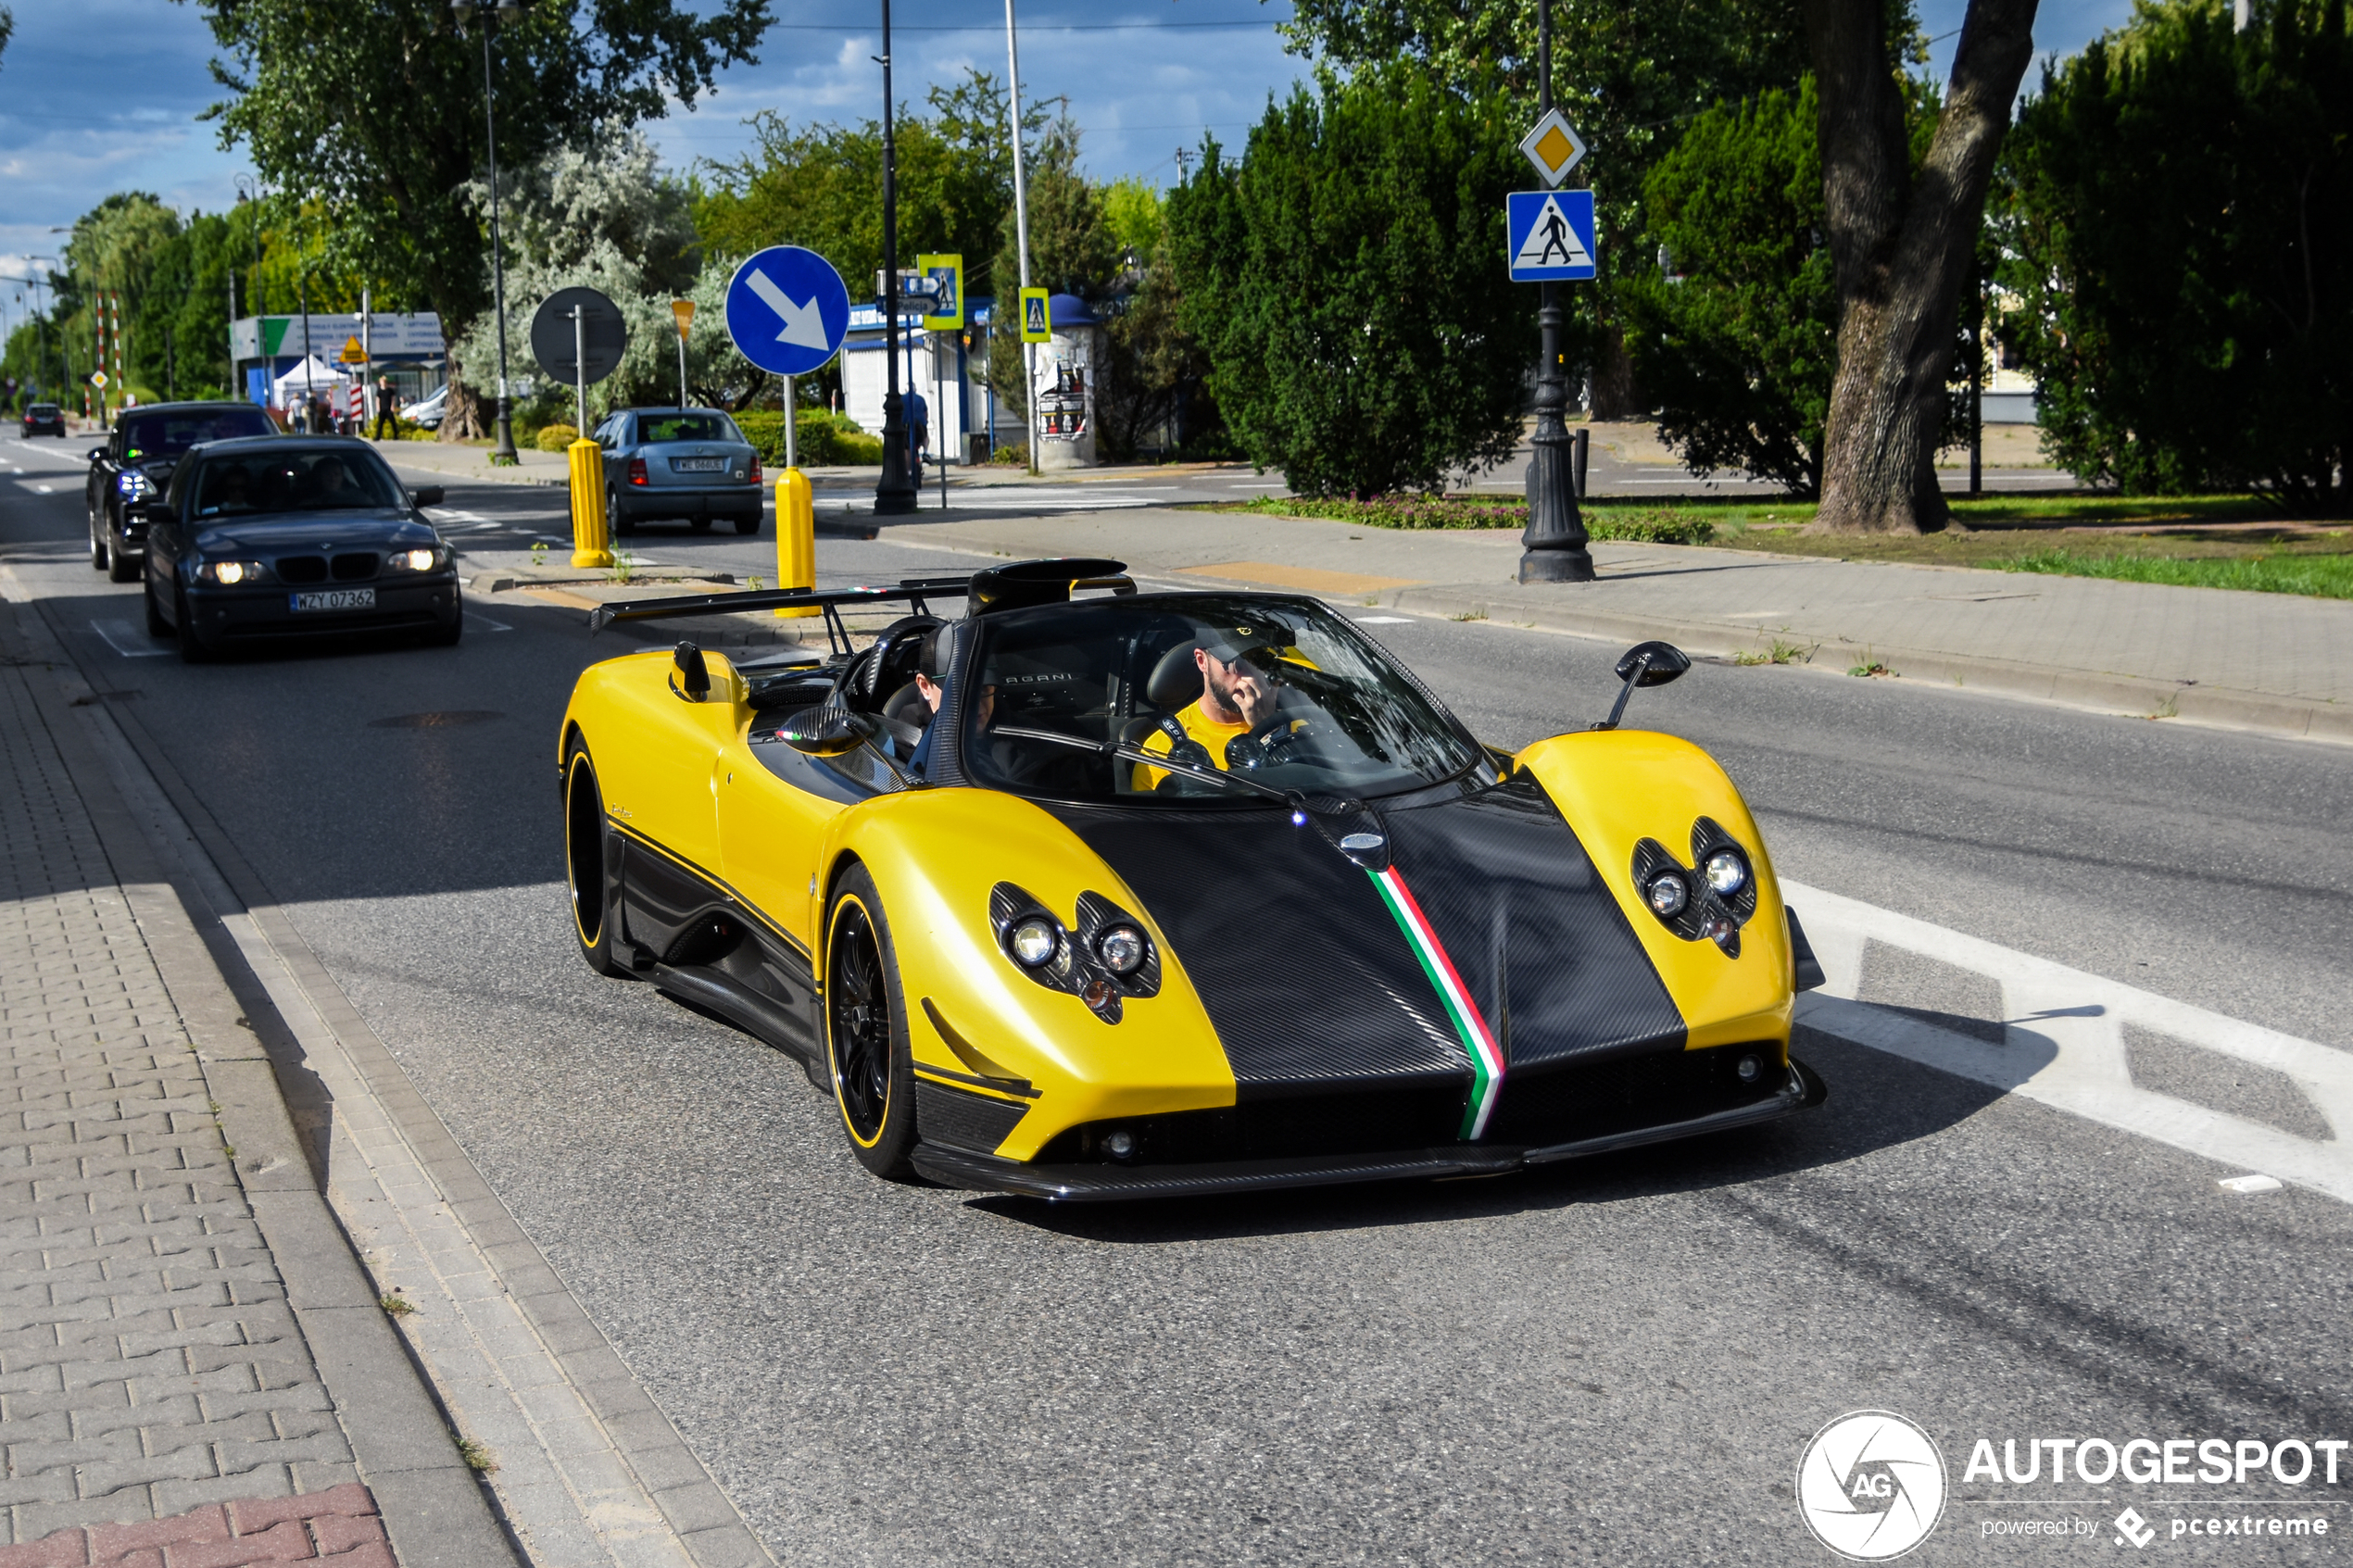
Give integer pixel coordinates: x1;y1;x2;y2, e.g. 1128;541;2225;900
606;485;636;538
106;522;138;583
734;513;760;536
90;521;107;571
824;866;919;1179
143;576;170;638
564;746;623;975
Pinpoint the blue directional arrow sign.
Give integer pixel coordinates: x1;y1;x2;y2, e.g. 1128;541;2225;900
1506;190;1598;282
724;246;851;376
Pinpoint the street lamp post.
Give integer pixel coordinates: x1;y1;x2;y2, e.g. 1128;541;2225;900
873;0;918;515
455;0;521;464
1515;0;1594;583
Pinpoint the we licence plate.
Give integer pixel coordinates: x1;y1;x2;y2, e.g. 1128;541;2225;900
673;457;727;472
290;588;375;613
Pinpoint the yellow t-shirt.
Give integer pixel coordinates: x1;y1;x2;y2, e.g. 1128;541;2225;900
1130;701;1252;791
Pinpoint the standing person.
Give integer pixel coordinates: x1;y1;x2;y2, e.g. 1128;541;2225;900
373;376;399;440
909;388;930;475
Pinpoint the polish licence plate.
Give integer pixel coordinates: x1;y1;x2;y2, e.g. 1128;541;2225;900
290;588;375;613
673;457;727;472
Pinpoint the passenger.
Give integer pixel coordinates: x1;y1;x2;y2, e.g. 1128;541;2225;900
1132;630;1294;789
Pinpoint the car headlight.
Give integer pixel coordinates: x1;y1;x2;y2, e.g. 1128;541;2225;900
196;559;269;585
385;546;446;572
1007;916;1059;968
1703;848;1747;897
1645;872;1689;917
116;471;153;499
1095;924;1148;975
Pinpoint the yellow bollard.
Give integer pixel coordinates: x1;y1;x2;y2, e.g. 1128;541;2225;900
774;468;819;618
568;439;614;570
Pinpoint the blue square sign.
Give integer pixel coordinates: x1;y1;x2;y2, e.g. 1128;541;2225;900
1507;190;1598;282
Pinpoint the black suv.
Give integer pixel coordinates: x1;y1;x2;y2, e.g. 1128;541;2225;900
21;402;66;437
86;402;279;583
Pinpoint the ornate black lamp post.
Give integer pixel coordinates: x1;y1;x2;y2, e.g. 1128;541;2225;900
872;0;919;515
1516;0;1594;583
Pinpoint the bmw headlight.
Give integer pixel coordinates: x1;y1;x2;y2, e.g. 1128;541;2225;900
1704;848;1747;897
196;559;269;585
385;546;447;572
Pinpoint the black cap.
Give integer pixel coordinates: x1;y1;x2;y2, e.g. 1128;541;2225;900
1198;624;1272;662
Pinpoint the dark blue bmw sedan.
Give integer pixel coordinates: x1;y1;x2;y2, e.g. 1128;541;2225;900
140;436;461;661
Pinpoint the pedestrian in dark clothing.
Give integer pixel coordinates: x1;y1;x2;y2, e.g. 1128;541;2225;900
373;377;400;440
909;390;930;472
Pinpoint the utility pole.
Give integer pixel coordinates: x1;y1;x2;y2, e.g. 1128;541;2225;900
873;0;917;514
1005;0;1038;476
1515;0;1594;583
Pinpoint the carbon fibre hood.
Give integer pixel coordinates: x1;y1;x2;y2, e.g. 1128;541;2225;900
1044;775;1685;1104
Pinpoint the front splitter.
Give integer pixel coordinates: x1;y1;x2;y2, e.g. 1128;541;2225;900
912;1060;1824;1201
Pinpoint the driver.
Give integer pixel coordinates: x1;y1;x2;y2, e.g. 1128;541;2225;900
309;456;354;504
1132;629;1301;790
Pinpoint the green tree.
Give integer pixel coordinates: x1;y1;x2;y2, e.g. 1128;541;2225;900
1277;0;1813;414
191;0;768;437
1168;68;1530;496
1620;81;1836;495
983;115;1122;419
699;72;1033;300
2000;0;2350;508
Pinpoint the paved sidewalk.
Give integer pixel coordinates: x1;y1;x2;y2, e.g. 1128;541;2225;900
0;599;511;1566
853;508;2353;743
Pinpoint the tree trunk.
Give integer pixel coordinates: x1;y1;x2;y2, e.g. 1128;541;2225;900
1586;324;1642;420
1802;0;2037;534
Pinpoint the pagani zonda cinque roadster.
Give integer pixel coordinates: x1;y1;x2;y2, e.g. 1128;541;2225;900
559;558;1827;1201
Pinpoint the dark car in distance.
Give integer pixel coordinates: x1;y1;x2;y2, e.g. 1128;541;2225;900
592;407;763;536
21;402;67;437
87;401;280;582
140;437;460;661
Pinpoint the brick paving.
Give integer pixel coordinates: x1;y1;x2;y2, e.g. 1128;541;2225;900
0;1482;390;1567
0;626;367;1548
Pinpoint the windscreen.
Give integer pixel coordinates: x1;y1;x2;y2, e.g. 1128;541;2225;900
638;412;740;444
192;448;408;519
120;407;276;459
959;595;1485;805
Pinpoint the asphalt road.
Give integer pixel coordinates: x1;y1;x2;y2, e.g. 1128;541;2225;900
6;439;2348;1566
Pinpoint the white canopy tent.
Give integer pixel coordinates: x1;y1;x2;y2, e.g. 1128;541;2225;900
268;356;346;410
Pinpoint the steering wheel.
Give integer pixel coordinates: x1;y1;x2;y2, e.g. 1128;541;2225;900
1225;712;1321;771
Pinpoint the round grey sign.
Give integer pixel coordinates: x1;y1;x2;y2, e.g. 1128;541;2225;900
530;287;627;385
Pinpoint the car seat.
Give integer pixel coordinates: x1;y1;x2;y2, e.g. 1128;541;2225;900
1119;639;1207;746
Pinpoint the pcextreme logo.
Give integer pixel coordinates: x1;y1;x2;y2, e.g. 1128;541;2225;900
1797;1410;1949;1562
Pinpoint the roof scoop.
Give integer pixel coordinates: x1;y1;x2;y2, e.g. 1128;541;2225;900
967;558;1134;617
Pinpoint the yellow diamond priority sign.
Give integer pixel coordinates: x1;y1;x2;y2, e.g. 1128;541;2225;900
1518;107;1587;189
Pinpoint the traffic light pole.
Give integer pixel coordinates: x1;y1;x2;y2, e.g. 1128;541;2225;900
1516;0;1594;584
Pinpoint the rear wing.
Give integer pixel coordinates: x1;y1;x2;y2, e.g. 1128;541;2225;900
587;576;972;658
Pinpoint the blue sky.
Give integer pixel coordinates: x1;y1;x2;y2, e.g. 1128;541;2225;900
0;0;2133;306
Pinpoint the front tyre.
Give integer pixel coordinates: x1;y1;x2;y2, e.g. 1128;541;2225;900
564;745;623;976
824;866;919;1180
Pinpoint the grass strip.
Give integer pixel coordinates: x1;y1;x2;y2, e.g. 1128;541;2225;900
1220;494;1718;544
1998;548;2353;599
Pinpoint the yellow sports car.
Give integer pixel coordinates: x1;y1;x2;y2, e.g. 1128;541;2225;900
559;558;1826;1200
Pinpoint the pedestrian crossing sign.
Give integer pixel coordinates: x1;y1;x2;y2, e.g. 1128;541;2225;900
1019;286;1052;344
1506;190;1598;282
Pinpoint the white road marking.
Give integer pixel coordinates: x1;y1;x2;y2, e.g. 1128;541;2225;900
463;611;512;632
89;619;172;658
1786;878;2353;1205
1353;616;1416;624
2218;1173;2284;1194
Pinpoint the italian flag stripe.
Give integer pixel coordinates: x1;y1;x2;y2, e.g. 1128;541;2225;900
1368;865;1505;1140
